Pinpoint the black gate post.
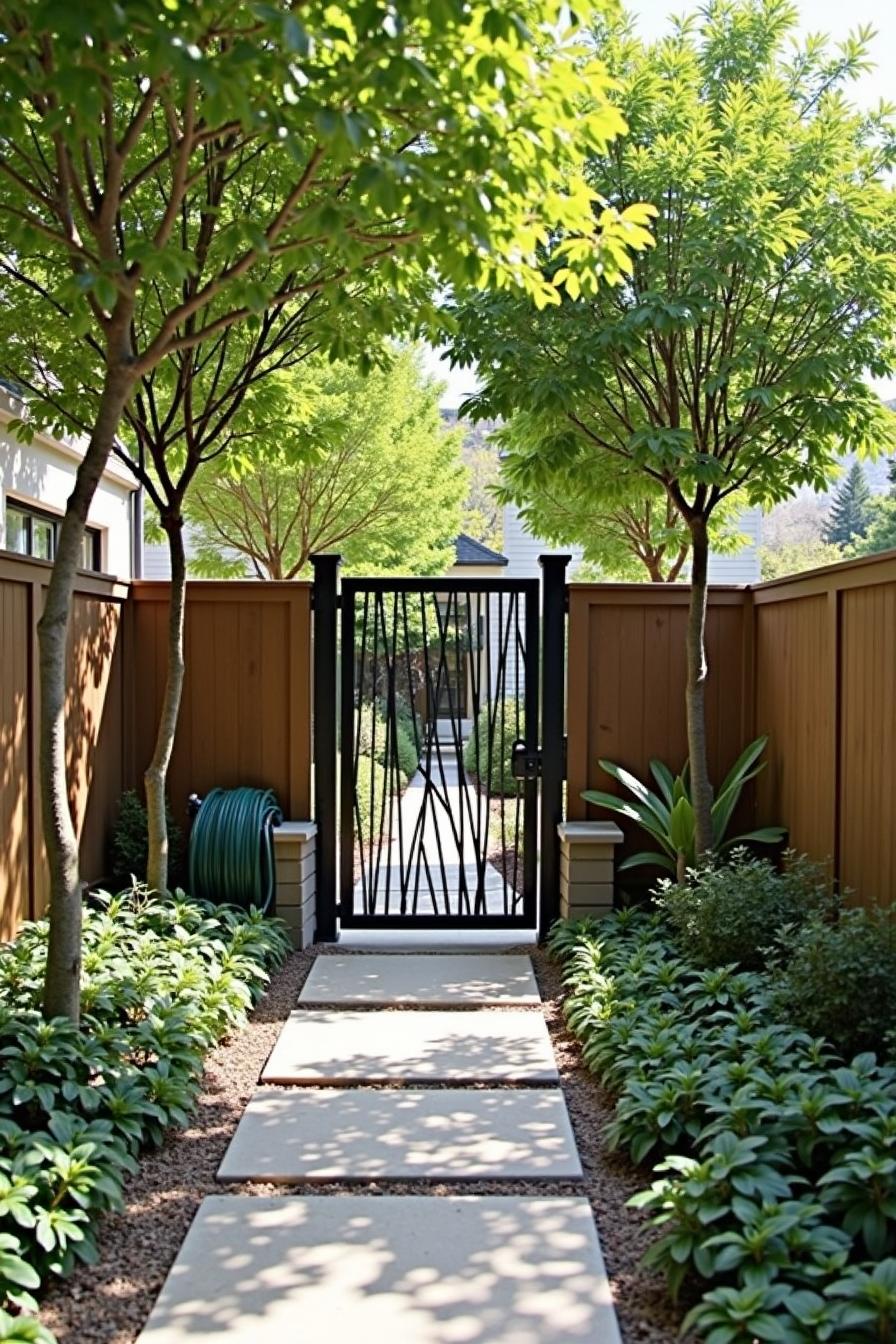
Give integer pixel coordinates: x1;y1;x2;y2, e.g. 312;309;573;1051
311;553;341;942
539;554;570;935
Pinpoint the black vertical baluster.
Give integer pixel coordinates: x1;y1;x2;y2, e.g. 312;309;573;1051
523;578;540;926
312;551;340;943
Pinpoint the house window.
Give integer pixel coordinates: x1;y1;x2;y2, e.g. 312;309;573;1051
4;502;102;572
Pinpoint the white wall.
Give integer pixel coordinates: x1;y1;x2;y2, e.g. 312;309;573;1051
0;394;138;579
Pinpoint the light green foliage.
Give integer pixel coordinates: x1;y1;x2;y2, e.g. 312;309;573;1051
823;462;874;547
464;700;525;797
460;440;504;553
355;705;419;786
772;905;896;1059
0;890;289;1315
0;0;648;441
549;908;896;1340
582;738;785;875
353;754;389;836
759;539;845;580
451;4;896;516
853;495;896;558
496;417;744;581
656;849;835;970
184;351;465;579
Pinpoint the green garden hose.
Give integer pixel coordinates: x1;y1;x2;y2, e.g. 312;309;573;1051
188;787;283;914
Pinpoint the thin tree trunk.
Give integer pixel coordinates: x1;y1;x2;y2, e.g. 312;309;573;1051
40;367;134;1023
686;515;713;862
145;514;187;894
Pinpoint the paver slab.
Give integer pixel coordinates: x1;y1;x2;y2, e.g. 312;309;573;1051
260;1010;558;1083
299;954;540;1006
137;1195;621;1344
217;1087;582;1183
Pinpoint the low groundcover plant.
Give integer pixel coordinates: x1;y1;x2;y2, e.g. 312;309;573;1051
549;901;896;1343
0;889;289;1339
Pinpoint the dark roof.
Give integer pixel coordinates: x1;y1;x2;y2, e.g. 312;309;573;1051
453;533;508;567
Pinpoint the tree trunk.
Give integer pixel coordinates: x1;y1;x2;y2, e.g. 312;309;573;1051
686;515;714;863
145;514;187;895
40;368;134;1023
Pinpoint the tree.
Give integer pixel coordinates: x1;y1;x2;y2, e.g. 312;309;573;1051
759;538;844;580
853;497;896;557
182;351;466;579
450;1;896;859
823;461;874;545
497;414;744;580
459;438;504;553
0;0;650;1021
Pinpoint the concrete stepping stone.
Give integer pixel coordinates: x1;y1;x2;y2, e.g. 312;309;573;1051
299;954;540;1007
137;1194;621;1344
260;1010;558;1084
217;1087;582;1183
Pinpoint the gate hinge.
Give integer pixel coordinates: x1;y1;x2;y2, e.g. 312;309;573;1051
511;739;542;782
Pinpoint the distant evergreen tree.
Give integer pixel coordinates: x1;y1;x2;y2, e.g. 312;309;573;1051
823;462;874;545
888;457;896;495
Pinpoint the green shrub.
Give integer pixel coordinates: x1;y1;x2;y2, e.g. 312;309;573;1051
656;849;835;970
772;904;896;1059
109;790;183;889
353;753;389;835
0;890;289;1322
548;910;896;1338
463;699;523;796
356;705;419;784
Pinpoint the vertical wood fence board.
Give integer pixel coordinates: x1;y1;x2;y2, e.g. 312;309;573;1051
129;583;312;826
839;582;896;907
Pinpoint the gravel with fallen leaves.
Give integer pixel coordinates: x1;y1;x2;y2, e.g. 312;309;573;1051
39;943;685;1344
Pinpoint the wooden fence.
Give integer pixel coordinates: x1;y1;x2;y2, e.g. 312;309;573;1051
129;581;313;825
567;549;896;909
2;548;893;938
0;554;129;939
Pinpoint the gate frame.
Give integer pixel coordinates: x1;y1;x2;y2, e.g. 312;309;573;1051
338;573;540;930
310;554;570;940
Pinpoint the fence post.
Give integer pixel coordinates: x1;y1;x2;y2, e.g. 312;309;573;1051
539;554;570;935
311;553;340;942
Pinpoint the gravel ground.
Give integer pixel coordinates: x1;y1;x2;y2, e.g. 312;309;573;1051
39;942;686;1344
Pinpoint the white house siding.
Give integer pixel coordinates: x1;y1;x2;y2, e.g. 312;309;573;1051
0;394;138;579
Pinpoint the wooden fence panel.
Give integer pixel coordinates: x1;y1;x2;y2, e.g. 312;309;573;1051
0;555;128;933
129;582;312;824
753;591;836;871
566;585;751;861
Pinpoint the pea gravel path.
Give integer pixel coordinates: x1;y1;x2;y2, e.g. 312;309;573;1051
38;946;687;1344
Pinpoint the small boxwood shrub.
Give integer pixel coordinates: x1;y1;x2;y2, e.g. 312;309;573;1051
549;909;896;1343
772;904;896;1059
109;790;184;889
356;705;419;784
464;699;523;796
0;890;289;1329
353;753;389;834
656;849;835;970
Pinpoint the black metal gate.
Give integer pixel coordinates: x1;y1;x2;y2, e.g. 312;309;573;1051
339;576;540;928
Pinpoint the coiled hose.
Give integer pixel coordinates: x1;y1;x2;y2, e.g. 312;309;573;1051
188;787;283;914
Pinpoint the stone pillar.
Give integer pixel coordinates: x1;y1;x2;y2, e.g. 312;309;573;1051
273;821;317;948
557;821;624;920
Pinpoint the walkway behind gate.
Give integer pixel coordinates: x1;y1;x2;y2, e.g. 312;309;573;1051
136;952;621;1344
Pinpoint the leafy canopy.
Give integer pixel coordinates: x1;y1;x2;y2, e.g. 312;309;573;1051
449;0;896;535
181;349;466;579
0;0;653;439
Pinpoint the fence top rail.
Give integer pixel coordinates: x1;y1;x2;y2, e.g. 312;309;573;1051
568;582;748;606
751;546;896;603
0;550;129;599
130;579;312;600
341;575;540;594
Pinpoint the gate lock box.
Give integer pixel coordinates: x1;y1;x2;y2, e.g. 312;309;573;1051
511;739;542;782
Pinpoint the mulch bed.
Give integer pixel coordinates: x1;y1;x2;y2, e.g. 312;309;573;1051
39;944;685;1344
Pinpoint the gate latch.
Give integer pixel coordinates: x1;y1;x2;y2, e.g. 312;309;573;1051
511;739;542;782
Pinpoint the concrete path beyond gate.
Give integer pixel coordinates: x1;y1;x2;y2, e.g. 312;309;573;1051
137;952;622;1344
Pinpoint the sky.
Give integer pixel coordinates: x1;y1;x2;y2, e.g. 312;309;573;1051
427;0;896;408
